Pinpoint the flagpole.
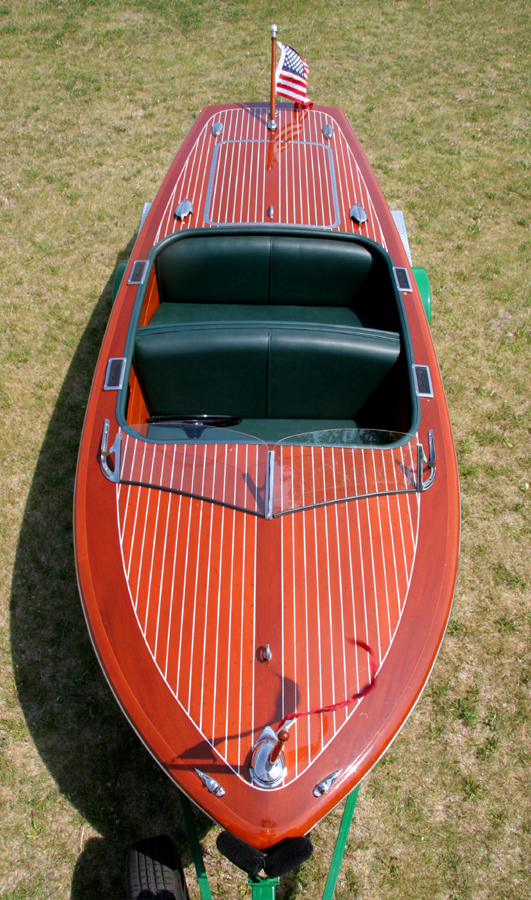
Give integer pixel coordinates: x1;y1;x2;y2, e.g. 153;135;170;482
268;24;278;132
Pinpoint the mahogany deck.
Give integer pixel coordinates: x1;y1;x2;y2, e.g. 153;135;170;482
117;438;419;784
74;102;460;848
153;105;386;242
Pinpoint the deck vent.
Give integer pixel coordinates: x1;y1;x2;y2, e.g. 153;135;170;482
413;364;433;397
174;198;194;221
350;203;368;225
128;260;148;285
394;266;413;292
104;357;126;391
322;123;334;139
267;205;275;219
211;121;223;136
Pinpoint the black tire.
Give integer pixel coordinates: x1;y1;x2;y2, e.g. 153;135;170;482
113;261;127;301
126;834;188;900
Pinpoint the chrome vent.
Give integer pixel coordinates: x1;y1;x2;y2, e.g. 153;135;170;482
104;358;126;391
128;260;148;285
394;267;413;292
413;364;433;397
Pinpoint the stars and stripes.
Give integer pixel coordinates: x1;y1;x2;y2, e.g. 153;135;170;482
275;42;311;106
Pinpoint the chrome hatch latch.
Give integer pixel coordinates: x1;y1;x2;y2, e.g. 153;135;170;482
417;429;436;492
100;419;122;483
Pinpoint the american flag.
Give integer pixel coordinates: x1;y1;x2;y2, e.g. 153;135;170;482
275;42;311;106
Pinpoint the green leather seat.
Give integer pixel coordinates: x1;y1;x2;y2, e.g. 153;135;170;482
134;323;400;422
135;325;269;418
268;326;400;418
155;233;374;308
156;235;271;305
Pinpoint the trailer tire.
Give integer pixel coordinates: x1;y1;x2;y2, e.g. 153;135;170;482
412;266;431;325
126;834;188;900
113;261;127;301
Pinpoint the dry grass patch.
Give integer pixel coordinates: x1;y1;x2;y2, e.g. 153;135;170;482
1;1;530;898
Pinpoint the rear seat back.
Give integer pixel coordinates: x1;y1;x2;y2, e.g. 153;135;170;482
156;234;373;308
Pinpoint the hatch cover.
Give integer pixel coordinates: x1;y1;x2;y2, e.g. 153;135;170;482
204;139;340;229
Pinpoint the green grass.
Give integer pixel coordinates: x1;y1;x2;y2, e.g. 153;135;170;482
1;1;531;898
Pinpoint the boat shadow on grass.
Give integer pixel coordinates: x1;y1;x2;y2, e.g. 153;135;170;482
10;239;211;899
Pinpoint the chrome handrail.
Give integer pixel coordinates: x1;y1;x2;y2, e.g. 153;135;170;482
100;419;122;483
417;429;436;492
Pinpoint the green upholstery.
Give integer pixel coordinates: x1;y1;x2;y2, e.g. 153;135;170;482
148;303;362;329
269;238;373;306
134;323;400;422
135;325;269;418
156;235;270;305
155;234;374;308
268;327;400;418
132;231;411;440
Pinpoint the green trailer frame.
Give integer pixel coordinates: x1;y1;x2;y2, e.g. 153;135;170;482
178;786;360;900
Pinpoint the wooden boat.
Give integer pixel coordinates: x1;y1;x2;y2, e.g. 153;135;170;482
74;88;459;882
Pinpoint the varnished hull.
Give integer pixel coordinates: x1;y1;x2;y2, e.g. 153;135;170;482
74;103;459;848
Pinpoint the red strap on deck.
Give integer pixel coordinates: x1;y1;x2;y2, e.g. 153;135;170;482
278;640;378;731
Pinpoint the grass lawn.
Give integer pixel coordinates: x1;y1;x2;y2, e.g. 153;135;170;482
1;1;530;898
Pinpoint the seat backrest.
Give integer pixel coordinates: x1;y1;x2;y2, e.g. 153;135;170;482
268;326;400;418
155;234;374;308
156;235;271;305
134;324;269;418
134;322;400;421
269;237;373;307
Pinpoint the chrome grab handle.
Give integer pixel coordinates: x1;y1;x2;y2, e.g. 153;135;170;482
417;429;436;492
100;419;122;483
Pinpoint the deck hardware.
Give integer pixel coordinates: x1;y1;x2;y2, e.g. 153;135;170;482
262;643;272;662
211;121;223;136
267;205;275;219
249;726;287;788
100;419;121;483
349;203;368;225
138;201;152;233
265;450;275;519
195;768;225;797
417;429;436;492
103;357;126;391
128;259;148;285
174;198;194;221
393;266;413;292
322;123;334;139
391;209;413;265
413;364;434;398
313;769;343;798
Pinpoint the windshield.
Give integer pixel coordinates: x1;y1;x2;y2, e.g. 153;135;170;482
118;426;418;516
120;424;269;516
272;429;417;515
